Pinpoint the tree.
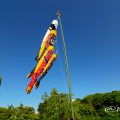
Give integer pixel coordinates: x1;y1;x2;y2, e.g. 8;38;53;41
38;88;71;120
50;88;58;96
0;89;120;120
0;105;39;120
38;89;120;120
41;92;48;101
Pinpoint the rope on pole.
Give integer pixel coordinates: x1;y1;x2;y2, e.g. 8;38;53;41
56;11;75;120
55;38;68;93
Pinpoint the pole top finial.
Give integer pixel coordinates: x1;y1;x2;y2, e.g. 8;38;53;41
56;10;61;17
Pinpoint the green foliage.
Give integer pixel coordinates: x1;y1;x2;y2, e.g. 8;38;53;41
38;88;71;120
38;89;120;120
0;104;39;120
0;90;120;120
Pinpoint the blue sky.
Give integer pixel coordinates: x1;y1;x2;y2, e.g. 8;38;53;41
0;0;120;110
